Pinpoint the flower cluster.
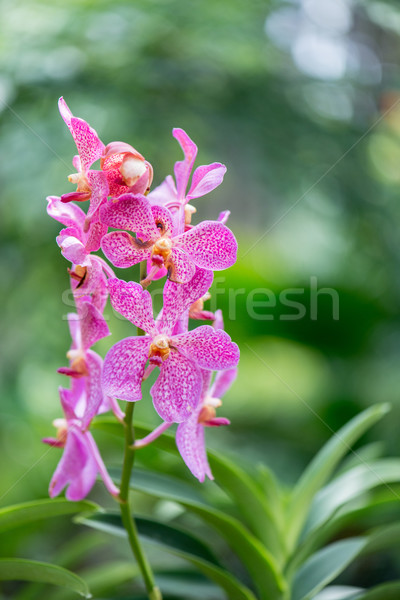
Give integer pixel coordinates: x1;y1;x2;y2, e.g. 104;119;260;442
46;98;239;500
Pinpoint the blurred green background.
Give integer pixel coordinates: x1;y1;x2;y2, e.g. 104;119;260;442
1;0;400;595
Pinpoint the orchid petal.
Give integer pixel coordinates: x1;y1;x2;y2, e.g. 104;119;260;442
217;210;230;225
173;326;240;371
49;427;98;501
168;247;196;284
151;350;202;423
174;221;237;271
151;204;174;238
87;170;109;219
100;194;158;242
108;278;156;334
70;116;104;172
57;232;89;266
148;175;177;208
173;128;198;201
176;409;212;482
101;231;152;268
46;196;86;230
210;367;238;399
102;336;150;401
81;350;104;427
159;267;213;333
187;163;227;200
76;300;110;350
84;218;108;254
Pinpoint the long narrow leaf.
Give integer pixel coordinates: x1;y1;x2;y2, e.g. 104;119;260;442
0;499;99;533
291;537;367;600
0;559;91;598
286;404;390;548
312;586;364;600
79;512;258;600
302;459;400;540
93;417;285;559
118;468;286;600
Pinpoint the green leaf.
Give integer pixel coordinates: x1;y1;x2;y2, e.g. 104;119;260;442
302;459;400;540
363;522;400;556
291;537;367;600
286;403;390;548
312;586;364;600
336;442;385;476
117;468;286;600
0;498;99;533
0;559;91;598
346;581;400;599
79;512;258;600
93;417;285;560
47;562;138;600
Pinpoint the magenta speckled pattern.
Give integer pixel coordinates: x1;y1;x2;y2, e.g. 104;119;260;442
173;326;240;371
70;117;105;172
100;194;159;242
102;336;150;401
176;406;212;482
87;171;109;219
159;267;213;333
85;218;108;254
107;278;156;335
187;163;227;201
82;350;104;428
101;231;152;268
168;247;196;283
77;300;110;350
175;220;238;271
150;204;174;237
150;350;202;422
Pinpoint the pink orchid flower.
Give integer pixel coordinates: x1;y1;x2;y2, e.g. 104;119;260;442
148;128;227;231
101;141;153;198
43;380;119;501
176;365;237;482
47;196;113;312
58;98;109;223
100;193;237;284
102;271;239;423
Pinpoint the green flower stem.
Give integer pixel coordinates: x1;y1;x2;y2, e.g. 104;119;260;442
118;262;161;600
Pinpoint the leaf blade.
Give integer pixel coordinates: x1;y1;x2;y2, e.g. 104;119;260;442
0;559;91;598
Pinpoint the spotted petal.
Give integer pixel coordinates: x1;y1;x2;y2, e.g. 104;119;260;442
173;326;240;371
159;267;213;334
73;300;110;350
102;336;150;401
101;231;152;268
168;247;196;284
70;116;104;172
108;278;156;335
100;194;159;242
176;408;212;482
151;351;202;423
87;170;109;219
174;221;237;271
